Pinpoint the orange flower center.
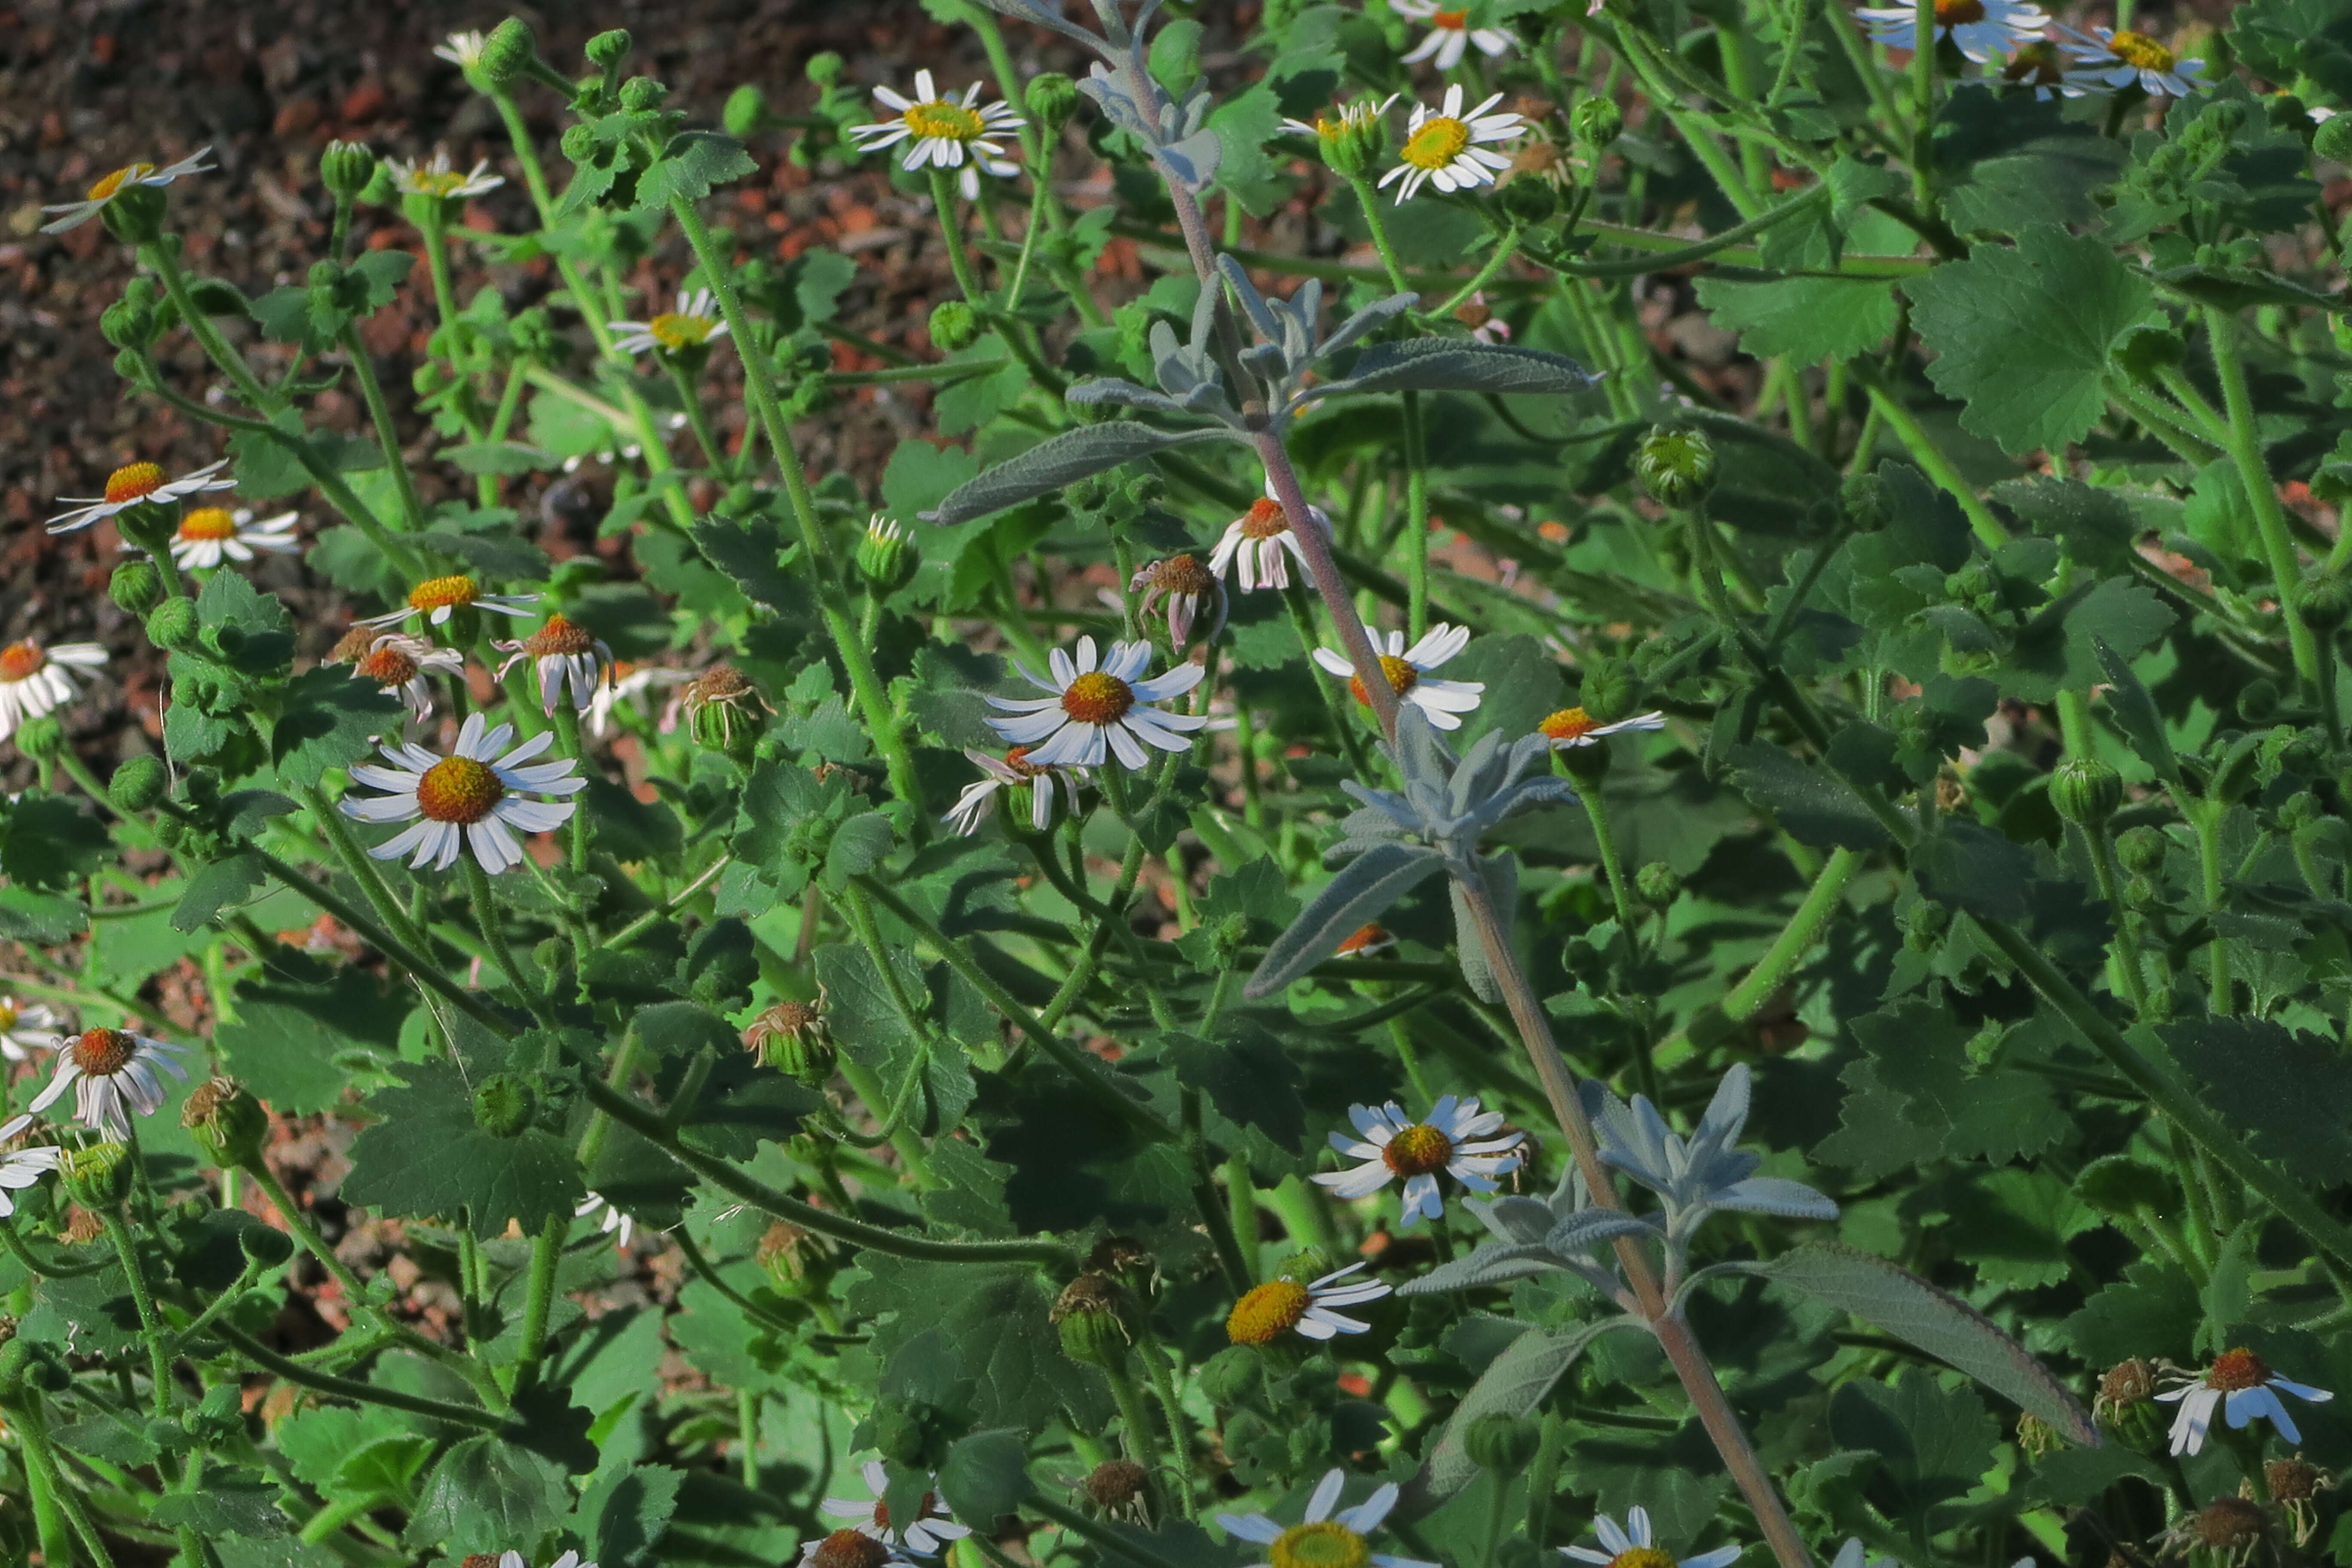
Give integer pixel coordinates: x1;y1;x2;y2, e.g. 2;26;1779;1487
86;163;154;201
1403;116;1473;172
104;462;165;505
648;311;717;351
178;506;238;542
1062;671;1136;726
1540;706;1598;741
72;1028;137;1076
1348;655;1419;705
525;614;596;656
1433;7;1470;25
0;642;46;683
1382;1122;1455;1177
1933;0;1985;23
1607;1552;1677;1568
1154;553;1215;594
811;1530;889;1568
1335;922;1389;956
1002;746;1045;778
1239;498;1291;539
904;100;986;142
2107;29;2175;69
415;756;505;825
407;575;479;612
356;646;420;685
2207;1347;2270;1391
1227;1278;1312;1344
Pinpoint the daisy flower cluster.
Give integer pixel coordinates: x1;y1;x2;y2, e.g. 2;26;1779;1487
1851;0;2207;99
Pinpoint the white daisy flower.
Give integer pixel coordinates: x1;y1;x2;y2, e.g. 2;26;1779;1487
1377;86;1523;203
2058;25;2208;98
944;747;1087;836
820;1460;971;1557
386;149;505;201
434;30;489;69
575;1191;634;1250
847;70;1023;202
1312;624;1485;731
157;505;300;570
1564;1507;1741;1568
1393;0;1515;70
586;663;685;739
493;614;614;717
610;288;731;358
1219;1470;1436;1568
0;639;109;743
348;633;465;721
1856;0;2046;63
48;457;234;535
1539;705;1666;749
0;997;63;1063
1279;95;1399;142
1210;492;1328;594
340;711;586;876
0;1115;62;1219
1313;1096;1525;1227
1225;1261;1391;1345
985;637;1208;770
2158;1348;2332;1456
1131;553;1217;645
356;574;539;631
40;147;214;233
29;1028;190;1140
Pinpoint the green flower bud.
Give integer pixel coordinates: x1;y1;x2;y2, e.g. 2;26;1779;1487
2123;873;2162;912
108;755;170;815
1026;71;1081;132
1840;471;1892;531
60;1141;132;1209
319;141;377;201
1496;174;1558;227
182;1078;270;1170
471;1072;536;1139
682;666;767;757
110;559;165;618
1633;426;1716;509
1577;657;1635;723
2051;757;2124;825
724;84;768;138
1197;1345;1262;1406
101;183;168;245
1464;1412;1542;1473
857;514;916;593
241;1221;297;1269
12;716;64;763
1635;861;1682;904
2317;113;2352;163
479;17;539;86
1900;899;1950;950
929;299;982;354
585;28;634;70
2298;571;2352;631
100;294;159;352
618;76;668;112
1051;1273;1132;1368
147;597;199;652
2114;824;2167;874
2236;677;2280;723
559;122;600;165
805;51;846;89
1570;96;1624;148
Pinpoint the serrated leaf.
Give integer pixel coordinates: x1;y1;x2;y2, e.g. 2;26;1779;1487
1324;337;1600;398
1988;478;2141;571
937;1428;1034;1523
152;1483;290;1539
1724;743;1890;850
272;666;403;788
214;950;406;1114
634;131;759;211
2092;639;2180;786
923;423;1237;525
2164;1017;2352;1188
1243;842;1447;998
342;1060;585;1238
172;852;271;932
1759;1242;2096;1442
1911;821;2035;923
822;812;897;889
1693;275;1899;364
1;793;112;891
404;1435;570;1551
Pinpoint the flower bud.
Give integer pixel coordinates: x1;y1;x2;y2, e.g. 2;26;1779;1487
2114;824;2167;873
108;755;170;815
2298;570;2352;632
471;1072;536;1138
1495;175;1558;227
1050;1273;1132;1368
744;999;833;1083
100;294;159;352
1635;861;1682;904
857;515;916;592
1577;657;1635;723
560;122;600;164
320;141;378;201
618;76;668;112
2318;113;2352;162
479;17;539;85
1197;1345;1262;1406
12;716;64;763
110;559;165;618
60;1141;132;1209
1570;96;1624;148
147;597;200;652
240;1220;297;1269
1633;426;1716;509
585;28;633;70
929;300;982;354
183;1077;269;1170
2050;757;2123;825
725;84;768;138
1026;71;1081;132
805;51;846;89
1464;1411;1541;1473
1839;471;1891;531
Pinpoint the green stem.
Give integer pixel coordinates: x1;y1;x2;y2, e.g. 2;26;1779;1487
508;1215;566;1391
1577;774;1638;939
302;784;436;958
550;706;592;876
1028;1494;1191;1568
0;1217;112;1277
1403;392;1430;643
1857;371;2006;548
927;168;988;305
12;1396;120;1568
2080;817;2153;1017
100;1210;176;1414
1346;179;1414;294
143;239;273;410
664;357;729;472
339;326;430;534
1136;1337;1200;1519
466;855;551;1025
215;1322;508;1433
2190;800;2231;1014
1433;231;1523;318
2203;306;2322;691
1102;1353;1165;1480
1723;848;1864;1022
253;848;515;1040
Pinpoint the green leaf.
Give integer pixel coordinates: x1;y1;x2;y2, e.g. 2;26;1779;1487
634;131;759;211
1761;1243;2096;1441
214;951;407;1115
1851;999;2068;1164
172;852;271;932
822;812;897;889
693;514;806;614
937;1429;1034;1523
1904;226;2155;456
342;1060;585;1238
924;424;1239;526
1;793;112;892
1912;821;2034;923
1325;338;1601;397
846;1258;1113;1433
1693;275;1899;364
272;666;403;788
1158;1023;1306;1152
403;1434;570;1551
1404;1321;1620;1511
2164;1017;2352;1188
570;1462;683;1568
1243;843;1449;999
815;942;976;1133
152;1483;290;1539
1725;743;1890;851
1989;478;2141;571
2063;1258;2201;1365
1827;1368;2000;1519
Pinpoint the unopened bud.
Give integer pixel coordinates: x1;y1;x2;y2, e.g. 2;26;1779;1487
2051;756;2123;825
1633;426;1716;509
805;51;846;89
479;17;539;86
100;294;159;352
60;1140;132;1209
108;755;170;815
1571;97;1623;149
1495;175;1557;226
147;597;200;652
1464;1411;1541;1473
1026;71;1080;132
2115;824;2168;874
471;1072;536;1138
1839;471;1891;531
1635;861;1682;904
1577;657;1636;723
12;716;64;763
618;76;668;112
2298;570;2352;632
724;84;768;138
585;29;633;71
183;1077;269;1170
320;141;378;201
110;559;165;617
929;299;981;353
857;515;916;592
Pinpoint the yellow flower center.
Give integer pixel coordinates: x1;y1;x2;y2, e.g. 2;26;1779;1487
1240;498;1291;539
1227;1278;1311;1344
1608;1551;1678;1568
1540;705;1599;742
1382;1123;1455;1177
1271;1522;1371;1568
86;163;155;202
408;575;479;612
409;169;471;197
415;756;505;825
2207;1347;2270;1391
1402;116;1472;172
905;100;987;142
0;1000;15;1030
178;506;238;542
356;646;420;686
0;642;46;683
648;311;716;350
1061;671;1136;726
1933;0;1986;23
525;613;596;656
2107;29;2175;70
104;462;165;505
73;1028;137;1076
1348;655;1420;706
